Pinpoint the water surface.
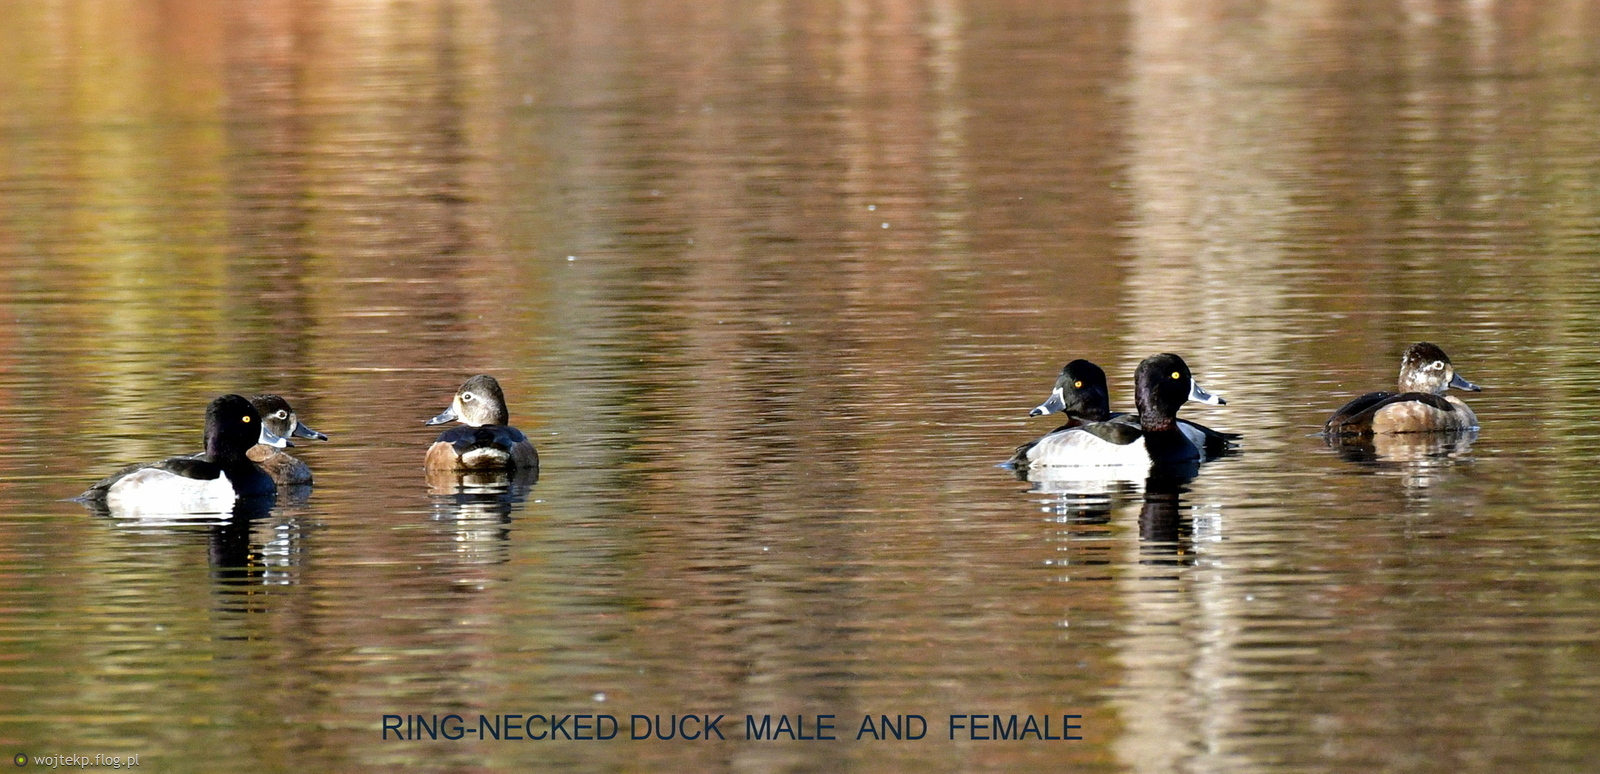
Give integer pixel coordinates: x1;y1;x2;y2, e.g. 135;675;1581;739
2;1;1599;772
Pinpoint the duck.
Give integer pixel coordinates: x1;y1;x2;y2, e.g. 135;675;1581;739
247;395;328;486
424;375;539;471
1013;357;1237;467
1013;353;1226;469
1324;342;1480;435
1026;359;1113;430
79;394;288;512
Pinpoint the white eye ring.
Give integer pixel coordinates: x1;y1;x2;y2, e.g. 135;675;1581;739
462;393;475;402
1427;360;1445;371
275;410;289;420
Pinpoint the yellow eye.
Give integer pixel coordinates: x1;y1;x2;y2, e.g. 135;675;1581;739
242;416;252;423
1073;380;1083;389
1171;371;1182;380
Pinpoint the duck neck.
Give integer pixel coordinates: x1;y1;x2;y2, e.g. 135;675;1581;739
1135;401;1193;464
1075;406;1112;423
1397;372;1444;394
1082;388;1112;422
204;434;251;467
1134;388;1178;433
1142;427;1194;464
465;406;509;427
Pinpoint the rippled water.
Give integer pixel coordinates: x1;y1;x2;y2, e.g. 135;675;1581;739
3;1;1600;772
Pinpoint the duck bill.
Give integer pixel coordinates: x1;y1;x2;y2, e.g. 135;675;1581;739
1449;372;1481;392
1029;388;1067;417
1189;380;1226;406
292;420;329;441
425;406;458;426
257;424;291;449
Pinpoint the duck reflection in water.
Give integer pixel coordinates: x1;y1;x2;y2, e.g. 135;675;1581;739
1039;469;1203;570
86;493;303;602
1325;428;1478;496
203;496;302;597
427;467;537;567
426;464;539;497
1327;428;1478;465
1136;470;1197;564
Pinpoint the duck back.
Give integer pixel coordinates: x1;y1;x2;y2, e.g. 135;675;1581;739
427;424;539;471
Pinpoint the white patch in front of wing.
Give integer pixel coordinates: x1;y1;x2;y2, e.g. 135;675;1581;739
1026;428;1151;469
105;468;236;515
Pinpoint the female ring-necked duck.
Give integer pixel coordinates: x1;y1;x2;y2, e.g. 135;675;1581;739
425;375;539;471
1325;342;1481;435
79;394;288;512
1013;353;1226;468
248;395;328;486
1013;357;1236;467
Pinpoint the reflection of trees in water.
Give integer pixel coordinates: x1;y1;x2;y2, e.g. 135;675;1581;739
1029;465;1218;774
1107;473;1209;774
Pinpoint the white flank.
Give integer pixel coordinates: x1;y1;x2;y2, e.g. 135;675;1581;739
1026;429;1152;469
106;468;237;515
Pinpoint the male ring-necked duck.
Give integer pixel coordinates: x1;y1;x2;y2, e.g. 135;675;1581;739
80;394;288;512
425;375;539;471
247;395;328;486
1324;342;1481;435
1013;353;1226;469
1026;359;1113;428
1013;357;1236;467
